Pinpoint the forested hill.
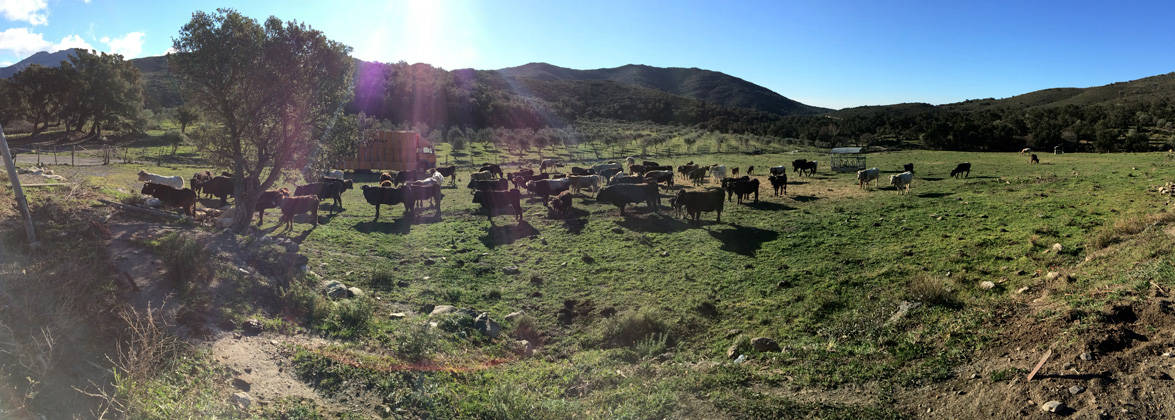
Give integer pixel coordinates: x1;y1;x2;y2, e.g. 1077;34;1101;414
941;72;1175;111
497;62;831;116
0;49;84;78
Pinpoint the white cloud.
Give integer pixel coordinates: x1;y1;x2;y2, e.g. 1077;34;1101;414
0;28;95;57
0;0;49;25
100;31;143;58
0;60;12;66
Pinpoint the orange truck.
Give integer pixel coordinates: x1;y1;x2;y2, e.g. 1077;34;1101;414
338;130;437;172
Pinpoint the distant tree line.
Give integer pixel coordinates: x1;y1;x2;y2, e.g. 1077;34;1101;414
0;49;143;138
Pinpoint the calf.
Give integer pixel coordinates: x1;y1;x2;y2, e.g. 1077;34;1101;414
256;188;290;226
746;165;754;175
792;159;808;174
1029;154;1039;164
795;160;817;176
597;167;622;179
278;195;319;230
406;180;443;215
903;163;915;174
676;188;724;223
950;162;971;178
547;190;573;218
731;167;740;177
137;170;184;189
190;171;212;196
592;163;622;176
890;171;913;194
709;165;728;180
470;170;496;184
768;174;787;196
141;183;197;217
678;164;698;179
361;185;414;221
596;183;659;215
688;167;709;186
629;164;647;175
472;189;523;224
394;170;421;186
857;167;880;189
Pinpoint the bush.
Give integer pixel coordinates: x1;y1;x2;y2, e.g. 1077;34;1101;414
369;268;396;289
598;310;670;348
907;275;957;307
153;233;209;290
336;297;373;332
392;322;437;362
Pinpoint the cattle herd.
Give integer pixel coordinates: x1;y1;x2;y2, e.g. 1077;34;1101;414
133;156;979;228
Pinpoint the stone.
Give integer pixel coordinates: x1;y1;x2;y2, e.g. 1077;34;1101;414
1046;271;1061;281
504;311;525;322
347;287;364;298
1016;286;1030;294
242;319;263;335
1069;385;1085;395
886;300;921;325
1052;243;1064;252
231;377;251;392
980;281;995;290
474;312;501;338
726;343;741;359
323;281;351;299
750;337;781;352
389;312;407;319
1080;352;1093;361
661;251;670;257
1040;400;1065;413
231;392;252;409
970;373;980;379
430;305;457;317
502;266;521;275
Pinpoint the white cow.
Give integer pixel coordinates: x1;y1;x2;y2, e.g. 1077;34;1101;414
709;165;728;181
856;167;880;189
889;171;913;194
137;170;184;189
568;175;602;194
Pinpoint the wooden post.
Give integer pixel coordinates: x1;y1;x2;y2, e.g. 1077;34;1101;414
71;146;75;166
0;123;37;244
36;148;40;165
53;146;57;165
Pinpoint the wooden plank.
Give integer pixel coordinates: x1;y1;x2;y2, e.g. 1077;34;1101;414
0;123;37;244
1025;348;1052;382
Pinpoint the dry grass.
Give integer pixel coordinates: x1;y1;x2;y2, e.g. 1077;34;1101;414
1089;210;1175;250
907;274;958;307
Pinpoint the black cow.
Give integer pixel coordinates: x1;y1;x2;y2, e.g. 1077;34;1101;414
473;189;523;224
769;174;787;196
676;188;724;224
361;185;414;221
201;176;235;206
256;188;290;225
903;163;915;174
950;162;971;178
141;183;197;217
468;178;509;192
479;163;504;179
596;183;659;215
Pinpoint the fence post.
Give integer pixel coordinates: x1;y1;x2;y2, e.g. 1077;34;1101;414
0;123;37;244
36;148;40;165
71;146;75;166
53;146;57;165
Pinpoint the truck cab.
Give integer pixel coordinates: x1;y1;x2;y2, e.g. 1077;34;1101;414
339;130;436;172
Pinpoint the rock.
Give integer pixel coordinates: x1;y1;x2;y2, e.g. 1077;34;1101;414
430;305;457;317
1069;385;1085;395
231;392;252;409
1052;243;1064;252
1080;352;1093;361
1046;271;1061;281
726;343;741;359
515;339;532;354
231;377;251;392
504;311;524;322
980;281;995;290
612;227;624;234
970;373;980;379
660;251;670;257
347;287;364;297
323;281;351;299
581;254;595;263
423;258;435;265
389;312;408;319
1040;400;1065;413
750;337;781;352
145;198;162;208
242;319;263;335
474;312;501;338
886;300;921;325
1016;286;1030;294
502;266;521;275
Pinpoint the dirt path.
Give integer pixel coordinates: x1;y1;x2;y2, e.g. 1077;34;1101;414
208;332;332;408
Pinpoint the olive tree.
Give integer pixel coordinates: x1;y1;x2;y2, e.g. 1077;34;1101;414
171;9;353;231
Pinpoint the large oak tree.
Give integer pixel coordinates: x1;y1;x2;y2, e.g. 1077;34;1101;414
170;9;354;231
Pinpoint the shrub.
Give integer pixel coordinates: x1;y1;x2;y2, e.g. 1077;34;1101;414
153;233;209;290
906;275;957;307
393;322;437;362
336;297;373;333
598;310;670;348
369;268;396;289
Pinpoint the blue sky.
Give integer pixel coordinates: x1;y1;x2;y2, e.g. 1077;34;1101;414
2;0;1175;109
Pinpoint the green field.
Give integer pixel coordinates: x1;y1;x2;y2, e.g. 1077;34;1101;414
50;149;1175;417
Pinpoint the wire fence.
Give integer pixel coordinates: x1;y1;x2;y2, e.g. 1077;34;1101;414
9;144;180;167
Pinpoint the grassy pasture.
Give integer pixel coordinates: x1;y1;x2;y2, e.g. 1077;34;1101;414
70;149;1175;417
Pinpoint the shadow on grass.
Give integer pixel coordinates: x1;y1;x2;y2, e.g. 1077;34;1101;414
353;217;413;235
549;207;590;234
745;201;795;211
480;220;539;248
614;212;689;233
922;177;944;181
791;195;820;202
707;224;779;256
916;192;954;199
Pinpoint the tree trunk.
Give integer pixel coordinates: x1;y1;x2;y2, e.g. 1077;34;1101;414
231;184;260;232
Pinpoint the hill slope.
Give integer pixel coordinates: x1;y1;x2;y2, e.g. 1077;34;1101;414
0;48;83;78
944;72;1175;111
498;62;830;116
